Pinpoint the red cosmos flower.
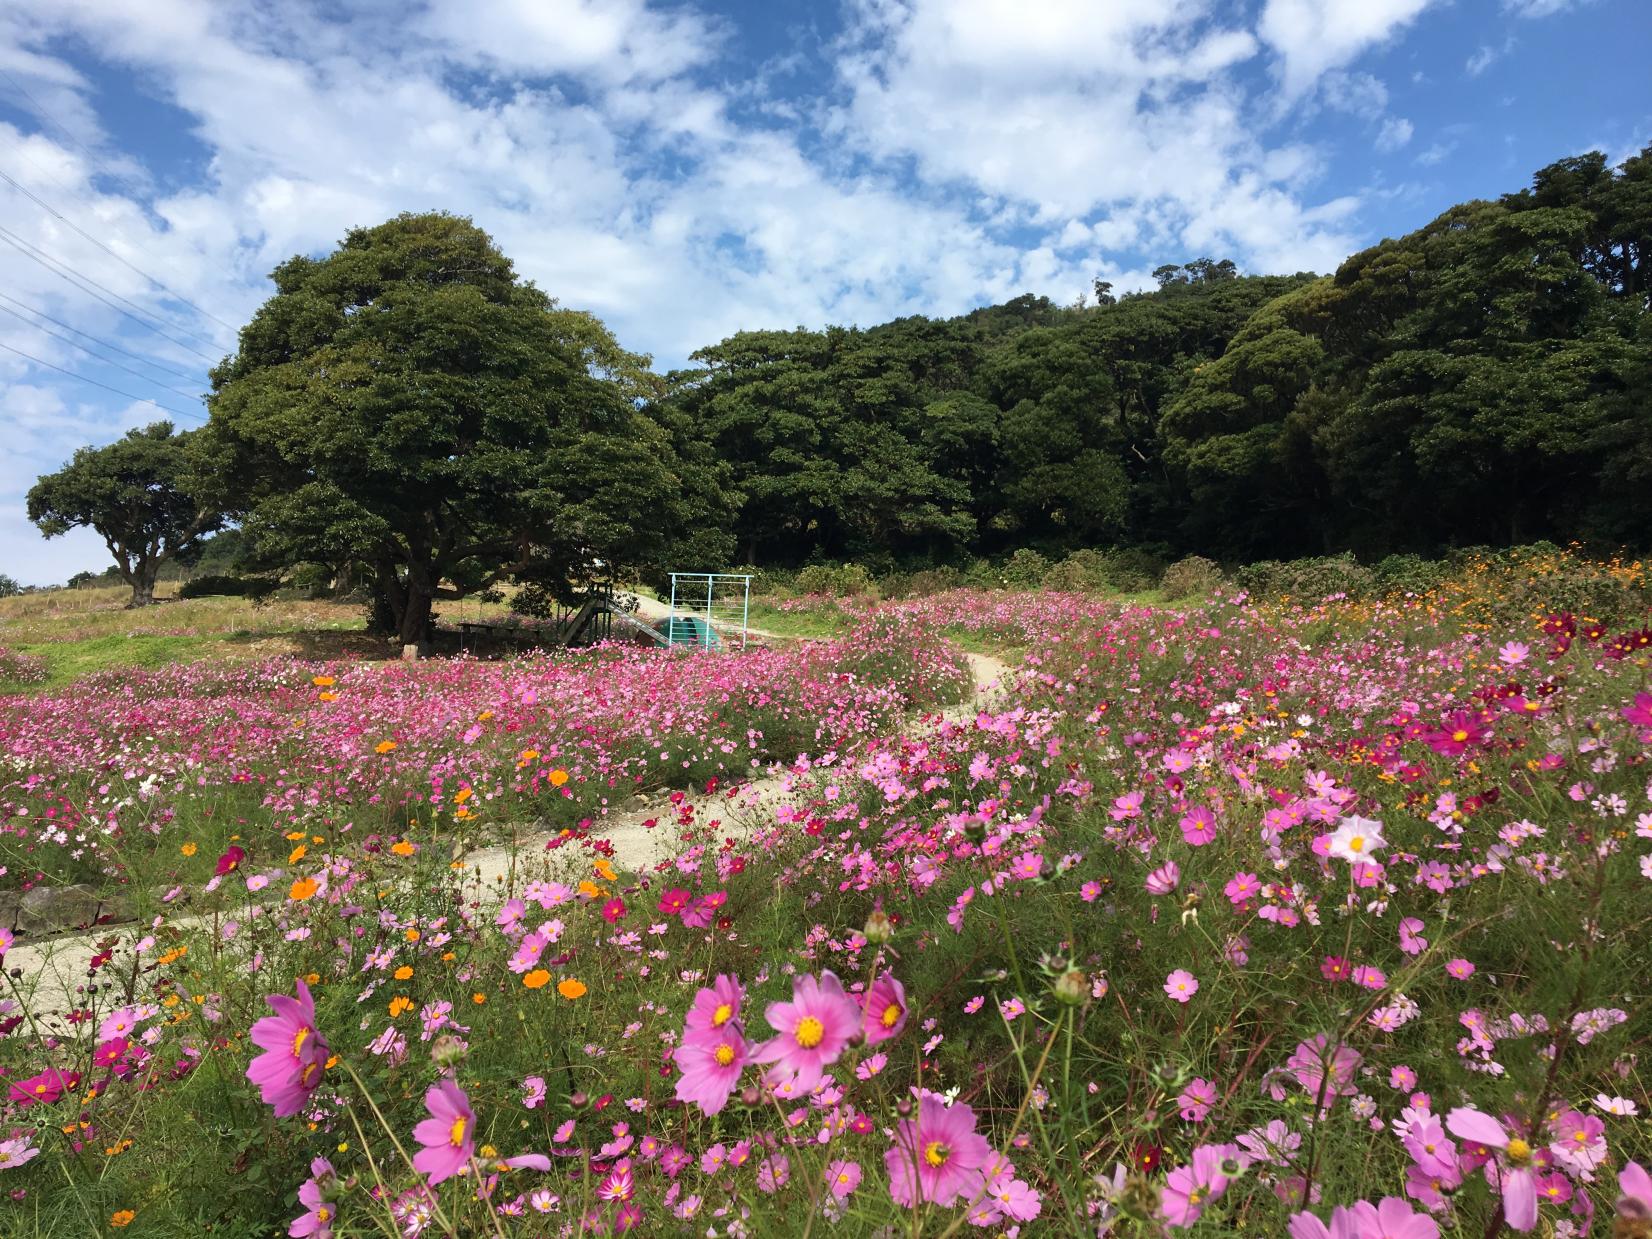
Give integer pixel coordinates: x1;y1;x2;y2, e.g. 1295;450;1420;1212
215;845;246;876
1133;1142;1163;1173
1540;612;1575;637
601;899;626;924
656;888;691;917
1579;617;1607;642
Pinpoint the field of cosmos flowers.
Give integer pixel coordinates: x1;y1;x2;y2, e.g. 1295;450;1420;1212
1;562;1650;1237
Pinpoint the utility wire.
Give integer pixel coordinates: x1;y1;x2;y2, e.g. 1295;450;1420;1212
0;340;206;422
0;166;240;333
0;302;209;401
0;225;222;363
0;290;204;382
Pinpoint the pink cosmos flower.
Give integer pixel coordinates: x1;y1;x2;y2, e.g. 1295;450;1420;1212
1164;970;1199;1003
885;1091;993;1207
1444;1107;1539;1231
1398;918;1427;955
246;979;330;1118
1289;1198;1439;1238
412;1080;476;1186
290;1157;338;1238
1177;1078;1217;1122
1424;710;1492;756
1145;860;1181;895
672;1026;748;1116
826;1159;862;1199
751;971;859;1093
1161;1142;1246;1228
685;974;745;1037
1224;872;1260;905
1617;1159;1652;1220
861;974;908;1046
1180;806;1218;846
1446;959;1476;980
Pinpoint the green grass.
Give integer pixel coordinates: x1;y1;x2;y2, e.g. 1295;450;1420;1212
743;598;853;638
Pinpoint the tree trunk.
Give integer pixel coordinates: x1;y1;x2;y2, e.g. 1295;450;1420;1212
397;585;434;660
127;564;159;608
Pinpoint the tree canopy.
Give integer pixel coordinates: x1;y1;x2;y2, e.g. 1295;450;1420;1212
26;422;221;607
204;212;733;650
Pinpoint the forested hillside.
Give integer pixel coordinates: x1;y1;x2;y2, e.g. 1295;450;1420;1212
655;147;1650;569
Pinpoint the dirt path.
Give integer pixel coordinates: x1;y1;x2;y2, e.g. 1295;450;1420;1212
6;650;1011;1020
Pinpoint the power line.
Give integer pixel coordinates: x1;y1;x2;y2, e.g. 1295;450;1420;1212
0;166;241;333
0;290;204;382
0;339;206;422
0;225;222;363
0;302;209;401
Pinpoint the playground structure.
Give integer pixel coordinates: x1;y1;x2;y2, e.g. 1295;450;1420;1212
661;572;751;650
448;573;751;655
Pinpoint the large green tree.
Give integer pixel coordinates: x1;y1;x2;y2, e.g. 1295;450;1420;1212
27;422;222;607
205;212;733;652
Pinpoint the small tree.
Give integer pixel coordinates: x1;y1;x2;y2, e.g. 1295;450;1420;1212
0;573;22;598
27;422;222;607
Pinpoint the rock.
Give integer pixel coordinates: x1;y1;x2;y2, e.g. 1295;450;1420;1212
17;885;132;935
0;890;20;929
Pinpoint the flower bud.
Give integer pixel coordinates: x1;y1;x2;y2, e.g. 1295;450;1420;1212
1052;967;1089;1007
863;906;896;945
568;1091;589;1111
430;1034;467;1068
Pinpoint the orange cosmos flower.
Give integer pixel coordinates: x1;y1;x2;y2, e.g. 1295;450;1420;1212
390;840;416;857
311;675;335;687
557;979;588;1000
389;996;413;1017
375;740;397;754
522;970;551;990
288;877;319;901
549;769;569;787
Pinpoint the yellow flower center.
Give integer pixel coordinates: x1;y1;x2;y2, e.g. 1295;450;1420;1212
449;1116;468;1148
317;1207;332;1222
714;1043;736;1067
1505;1137;1531;1163
712;1003;733;1026
292;1026;310;1058
1347;835;1365;853
881;1003;901;1028
795;1016;825;1048
923;1140;950;1168
1189;1188;1205;1206
1452;729;1469;742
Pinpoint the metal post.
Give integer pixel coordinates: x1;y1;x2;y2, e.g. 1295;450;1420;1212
741;574;749;650
704;573;714;650
668;574;678;648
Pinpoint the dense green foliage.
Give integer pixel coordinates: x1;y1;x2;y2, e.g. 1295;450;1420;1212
656;146;1651;569
25;422;221;607
204;213;735;649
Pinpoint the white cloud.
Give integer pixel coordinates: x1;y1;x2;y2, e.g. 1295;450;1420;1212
1375;116;1414;152
0;0;1448;583
1501;0;1584;15
1259;0;1438;101
1466;36;1517;76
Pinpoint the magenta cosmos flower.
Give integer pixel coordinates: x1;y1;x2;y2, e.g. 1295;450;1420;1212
247;979;330;1118
685;974;745;1037
673;1025;749;1116
412;1080;476;1185
1445;1108;1538;1231
1289;1197;1439;1238
885;1091;993;1208
751;971;859;1092
861;974;908;1046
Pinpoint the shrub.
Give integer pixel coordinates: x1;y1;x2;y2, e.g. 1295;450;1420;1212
1371;553;1451;596
794;562;875;598
0;645;47;685
178;574;280;600
1236;555;1375;602
1097;547;1166;592
1001;548;1050;590
1159;554;1225;600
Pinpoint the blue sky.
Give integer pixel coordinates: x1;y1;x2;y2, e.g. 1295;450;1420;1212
1;0;1648;586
